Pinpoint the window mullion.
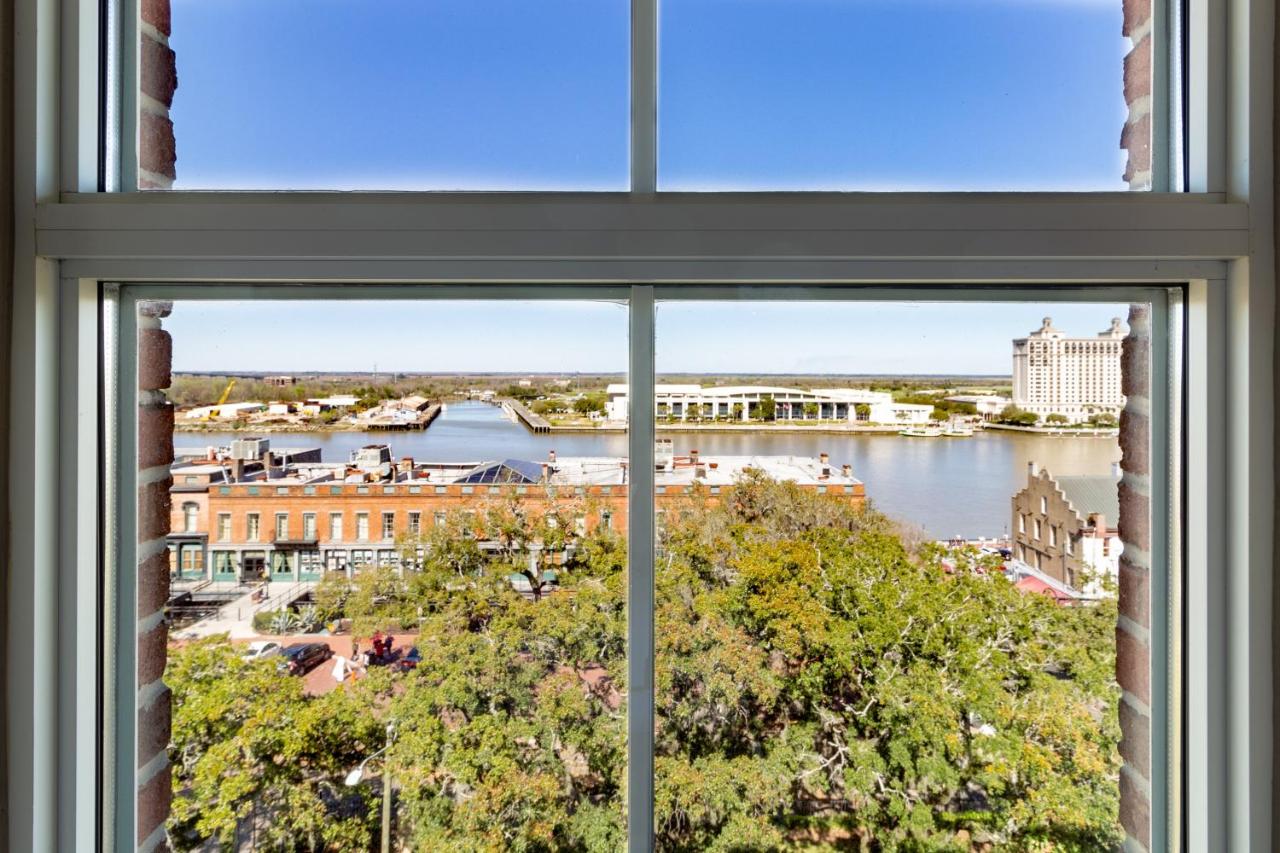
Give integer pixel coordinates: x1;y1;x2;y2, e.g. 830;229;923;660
630;0;657;192
627;285;656;851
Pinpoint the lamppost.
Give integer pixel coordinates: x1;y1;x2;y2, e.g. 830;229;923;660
344;722;396;853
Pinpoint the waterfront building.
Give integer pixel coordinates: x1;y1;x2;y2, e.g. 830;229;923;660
1009;461;1122;593
604;384;933;425
944;394;1013;421
1011;316;1126;423
168;440;865;584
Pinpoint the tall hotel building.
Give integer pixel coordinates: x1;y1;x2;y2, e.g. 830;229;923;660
1011;317;1127;423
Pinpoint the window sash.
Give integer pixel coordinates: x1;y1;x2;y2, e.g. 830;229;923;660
102;282;1181;853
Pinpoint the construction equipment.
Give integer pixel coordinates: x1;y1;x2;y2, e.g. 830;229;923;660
206;379;236;420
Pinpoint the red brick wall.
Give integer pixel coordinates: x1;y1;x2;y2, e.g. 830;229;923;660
1117;304;1153;850
138;0;176;188
137;302;174;851
1121;0;1153;189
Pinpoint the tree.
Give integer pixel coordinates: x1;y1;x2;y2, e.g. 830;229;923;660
731;402;744;421
999;404;1040;426
803;402;819;420
573;392;607;415
1090;412;1119;427
758;394;777;421
854;402;871;421
1046;412;1070;424
169;480;1122;851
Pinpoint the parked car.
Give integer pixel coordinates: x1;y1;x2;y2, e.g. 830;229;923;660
395;646;421;671
277;642;332;675
241;640;282;662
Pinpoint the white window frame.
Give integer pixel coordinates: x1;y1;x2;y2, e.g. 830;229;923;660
8;0;1273;850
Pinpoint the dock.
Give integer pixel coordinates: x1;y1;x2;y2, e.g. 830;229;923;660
501;399;551;434
360;403;442;431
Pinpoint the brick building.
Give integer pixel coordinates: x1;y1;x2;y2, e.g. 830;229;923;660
168;442;867;584
1011;461;1123;592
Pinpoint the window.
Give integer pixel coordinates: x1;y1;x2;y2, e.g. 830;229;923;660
1050;525;1059;547
356;512;370;541
329;512;343;541
302;512;317;540
659;0;1145;191
433;511;447;528
408;511;421;535
215;513;231;542
274;512;289;540
151;0;629;191
246;513;260;542
381;511;395;540
1018;513;1026;534
21;0;1272;840
1041;496;1049;514
1034;519;1043;541
181;502;198;533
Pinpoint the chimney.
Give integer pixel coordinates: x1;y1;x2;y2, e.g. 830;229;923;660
690;448;699;466
620;460;628;483
231;458;245;482
205;446;216;461
1028;461;1039;478
842;463;852;477
819;452;829;465
542;462;551;482
548;449;557;464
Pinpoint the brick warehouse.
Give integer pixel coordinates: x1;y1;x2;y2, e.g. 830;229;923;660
166;445;868;583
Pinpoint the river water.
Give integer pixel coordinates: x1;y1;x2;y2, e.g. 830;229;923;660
175;401;1120;539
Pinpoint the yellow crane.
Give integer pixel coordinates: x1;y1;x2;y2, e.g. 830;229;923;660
207;379;236;420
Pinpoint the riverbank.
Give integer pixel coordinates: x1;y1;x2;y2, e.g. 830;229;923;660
982;423;1119;437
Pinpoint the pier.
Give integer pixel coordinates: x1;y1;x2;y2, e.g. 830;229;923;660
360;403;442;431
501;399;551;433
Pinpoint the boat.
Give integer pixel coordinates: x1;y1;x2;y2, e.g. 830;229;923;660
941;425;975;437
899;427;943;437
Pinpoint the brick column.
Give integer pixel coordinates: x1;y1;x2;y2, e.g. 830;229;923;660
139;0;177;188
1121;0;1152;189
1117;304;1152;851
137;301;174;851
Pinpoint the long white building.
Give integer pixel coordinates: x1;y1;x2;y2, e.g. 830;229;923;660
1011;317;1126;422
604;384;933;425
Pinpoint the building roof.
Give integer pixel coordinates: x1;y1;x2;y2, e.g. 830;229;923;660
1055;475;1120;524
457;459;546;485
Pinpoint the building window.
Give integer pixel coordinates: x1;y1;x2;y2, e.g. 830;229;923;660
600;510;612;531
1034;519;1042;541
182;502;198;533
1018;513;1026;534
302;513;317;540
408;511;421;535
1040;496;1048;514
329;512;343;541
216;512;231;542
382;512;395;540
434;511;447;528
246;513;260;542
356;513;370;541
1050;526;1058;547
274;513;289;540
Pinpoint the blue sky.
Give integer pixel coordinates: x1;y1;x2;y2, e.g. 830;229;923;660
167;0;1129;191
165;300;1129;374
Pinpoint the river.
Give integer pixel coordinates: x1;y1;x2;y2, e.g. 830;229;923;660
175;401;1120;539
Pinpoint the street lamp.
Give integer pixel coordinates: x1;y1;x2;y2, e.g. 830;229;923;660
345;723;396;853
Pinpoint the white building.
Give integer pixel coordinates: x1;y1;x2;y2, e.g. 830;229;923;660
604;384;933;425
1011;317;1126;422
944;394;1012;421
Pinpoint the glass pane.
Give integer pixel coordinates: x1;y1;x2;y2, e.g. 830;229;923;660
659;0;1147;191
143;298;629;849
144;1;629;189
651;298;1150;846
